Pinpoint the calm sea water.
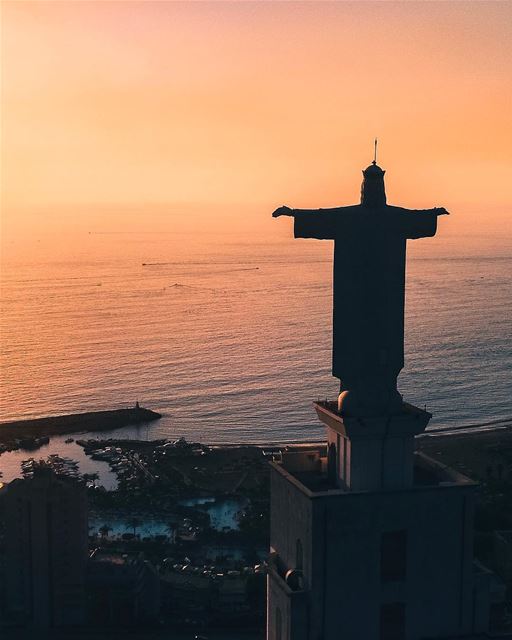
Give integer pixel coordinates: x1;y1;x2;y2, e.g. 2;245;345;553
1;229;511;445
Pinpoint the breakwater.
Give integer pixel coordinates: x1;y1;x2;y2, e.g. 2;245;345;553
0;406;161;444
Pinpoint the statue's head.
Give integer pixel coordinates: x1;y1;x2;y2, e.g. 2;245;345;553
361;161;386;208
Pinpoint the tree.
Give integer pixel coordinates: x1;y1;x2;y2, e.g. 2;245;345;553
99;524;112;538
127;517;142;537
166;522;176;544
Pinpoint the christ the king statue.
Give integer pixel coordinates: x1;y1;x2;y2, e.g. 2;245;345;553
273;153;448;417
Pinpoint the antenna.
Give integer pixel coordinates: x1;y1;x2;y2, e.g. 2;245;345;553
373;138;378;165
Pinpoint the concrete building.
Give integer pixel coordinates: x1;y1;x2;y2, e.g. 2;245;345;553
267;402;491;640
3;463;88;627
0;482;6;624
160;563;258;625
87;549;160;625
493;531;512;586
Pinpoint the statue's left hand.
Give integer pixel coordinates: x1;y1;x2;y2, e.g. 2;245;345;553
272;205;293;218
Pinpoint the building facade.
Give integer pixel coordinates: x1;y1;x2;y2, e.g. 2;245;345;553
267;402;490;640
3;464;88;627
87;549;160;626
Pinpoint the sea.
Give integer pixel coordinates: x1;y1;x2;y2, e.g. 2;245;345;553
1;226;511;449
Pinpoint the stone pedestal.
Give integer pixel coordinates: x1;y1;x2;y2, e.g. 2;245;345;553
315;401;431;491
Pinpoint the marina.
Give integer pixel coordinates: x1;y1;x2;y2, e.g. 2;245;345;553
20;454;80;480
0;435;117;489
0;434;256;547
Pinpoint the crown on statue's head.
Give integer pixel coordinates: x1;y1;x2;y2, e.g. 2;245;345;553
360;160;386;207
363;161;385;176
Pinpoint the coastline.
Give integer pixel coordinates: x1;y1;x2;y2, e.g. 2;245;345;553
0;406;161;445
0;406;509;449
1;409;510;522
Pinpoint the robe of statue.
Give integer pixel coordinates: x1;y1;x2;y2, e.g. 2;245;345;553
273;162;448;416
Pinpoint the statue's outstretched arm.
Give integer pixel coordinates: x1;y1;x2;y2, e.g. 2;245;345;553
272;205;352;218
409;206;449;216
388;206;450;239
388;205;450;216
272;205;358;240
272;205;293;218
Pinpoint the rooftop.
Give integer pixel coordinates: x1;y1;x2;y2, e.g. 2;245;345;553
271;447;474;496
315;399;431;421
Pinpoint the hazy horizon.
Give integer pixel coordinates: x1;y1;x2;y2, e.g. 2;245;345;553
2;1;512;246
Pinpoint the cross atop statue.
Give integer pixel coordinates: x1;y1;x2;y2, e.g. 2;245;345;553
273;150;448;417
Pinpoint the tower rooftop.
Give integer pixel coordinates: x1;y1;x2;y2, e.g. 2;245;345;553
271;446;475;497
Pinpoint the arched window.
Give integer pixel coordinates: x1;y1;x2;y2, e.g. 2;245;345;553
275;607;282;640
296;538;303;571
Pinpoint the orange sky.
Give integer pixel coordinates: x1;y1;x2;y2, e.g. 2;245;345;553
2;1;511;238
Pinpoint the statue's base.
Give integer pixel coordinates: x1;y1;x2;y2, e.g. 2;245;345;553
337;387;404;417
314;400;431;491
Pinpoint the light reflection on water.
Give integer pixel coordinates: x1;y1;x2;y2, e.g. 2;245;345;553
179;497;248;531
1;231;511;444
0;436;117;490
89;516;171;538
89;496;246;538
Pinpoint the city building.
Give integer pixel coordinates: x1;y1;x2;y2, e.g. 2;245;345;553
160;563;258;625
267;407;491;639
87;549;160;626
3;463;88;627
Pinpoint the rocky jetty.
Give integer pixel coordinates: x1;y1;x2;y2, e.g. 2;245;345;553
0;406;161;445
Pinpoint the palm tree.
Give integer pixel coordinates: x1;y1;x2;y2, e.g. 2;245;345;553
127;517;142;537
99;524;113;538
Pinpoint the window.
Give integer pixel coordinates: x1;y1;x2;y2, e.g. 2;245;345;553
380;603;405;640
381;530;407;582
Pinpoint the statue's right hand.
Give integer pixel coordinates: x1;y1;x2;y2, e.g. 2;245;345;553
272;205;293;218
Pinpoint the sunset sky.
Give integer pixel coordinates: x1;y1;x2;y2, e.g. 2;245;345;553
2;1;511;238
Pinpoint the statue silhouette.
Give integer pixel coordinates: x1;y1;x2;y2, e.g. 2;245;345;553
273;154;448;417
